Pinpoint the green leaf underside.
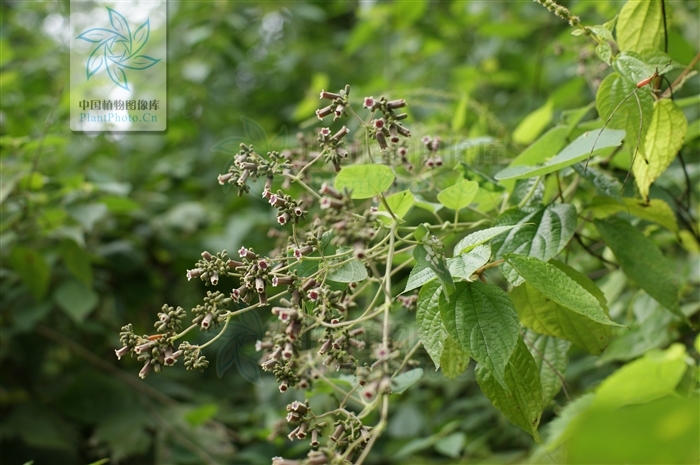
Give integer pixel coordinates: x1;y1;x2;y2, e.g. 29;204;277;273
491;204;577;285
439;281;520;389
494;129;625;181
595;73;654;162
587;196;677;232
453;225;516;255
505;254;617;327
511;282;611;354
326;246;368;283
476;338;543;442
595;217;681;316
334;164;395;199
616;1;663;53
523;329;571;405
632;99;688;200
404;245;490;292
414;244;455;297
437;180;479;210
440;335;470;378
416;281;447;369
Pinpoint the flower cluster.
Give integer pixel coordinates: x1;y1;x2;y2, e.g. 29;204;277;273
217;143;291;196
363;95;411;151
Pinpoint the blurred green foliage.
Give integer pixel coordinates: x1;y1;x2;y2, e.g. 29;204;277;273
1;1;698;464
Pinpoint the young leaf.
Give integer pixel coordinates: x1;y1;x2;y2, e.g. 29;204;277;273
453;225;516;255
595;217;681;317
595;73;654;161
414;244;455;297
505;254;618;326
334;164;395;199
523;330;571;406
447;244;490;280
60;240;93;287
436;180;478;211
632;99;688;200
494;128;625;180
511;282;611;354
416;281;447;369
326;249;368;283
379;190;415;224
475;338;543;442
613;51;669;85
587;196;677;232
491;204;577;285
439;281;520;389
615;0;663;53
440;335;470;379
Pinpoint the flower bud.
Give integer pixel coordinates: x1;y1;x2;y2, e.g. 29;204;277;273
186;268;203;281
277;212;290;225
282;342;294;360
210;271;219;285
387;99;406;109
134;341;156;354
318;339;332;355
319;89;342;100
376;132;388;151
201;312;213;329
330;424;345;443
115;346;130;360
139;361;152;379
238;246;256;261
331;126;349;141
218;173;234;185
316;105;333;120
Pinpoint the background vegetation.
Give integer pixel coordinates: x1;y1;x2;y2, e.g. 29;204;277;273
1;1;698;464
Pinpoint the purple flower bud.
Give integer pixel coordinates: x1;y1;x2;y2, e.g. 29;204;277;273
330;424;345;443
139;361;152;379
255;277;266;293
319;182;342;199
353;241;366;259
187;268;203;281
258;291;268;306
279;381;289;392
430;137;440;152
332;335;345;350
265;177;273;191
201;312;213;329
363;96;375;109
398;147;408;157
134;341;156;354
277;212;290;225
421;135;432;145
115;346;130;360
396;124;411;137
307;288;320;301
316;105;333;120
164;347;179;366
201;251;213;261
319;89;342;100
217;173;234;185
376;132;388;151
301;279;317;292
331;126;349;141
282;342;294;359
285;320;301;340
387;99;406;109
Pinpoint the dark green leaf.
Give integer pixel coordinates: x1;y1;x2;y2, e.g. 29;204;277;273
416;281;447;369
60;240;93;287
440;335;470;379
54;279;99;323
523;329;571;406
439;281;520;388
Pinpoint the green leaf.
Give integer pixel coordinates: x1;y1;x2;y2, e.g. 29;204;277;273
572;163;622;201
523;329;571;406
334;164;395;199
413;223;430;242
594;343;688;409
414;244;455;297
435;432;466;458
8;246;50;301
615;0;663;53
185;403;218;427
392;368;423;394
101;195;140;213
453;225;516;255
505;254;618;326
447;244;490;280
512;99;553;145
439;281;520;388
491;204;577;285
404;261;436;293
511;282;611;354
595;73;654;163
436;180;479;210
494;128;625;180
595;43;613;65
416;281;447;369
587;196;677;232
440;335;470;379
379;190;415;222
60;240;93;287
632;99;688;200
327;247;368;283
475;338;543;442
54;279;99;323
596;217;681;316
504;126;568;171
614;51;671;85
